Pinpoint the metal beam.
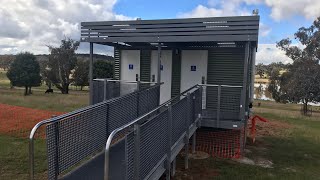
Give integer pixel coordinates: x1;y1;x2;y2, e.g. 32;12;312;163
250;46;257;103
157;43;161;84
81;15;260;26
89;42;93;105
82;35;258;43
240;42;250;120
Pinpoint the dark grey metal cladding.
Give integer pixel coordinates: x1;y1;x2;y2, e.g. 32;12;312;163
140;49;151;85
114;47;121;80
81;16;259;43
206;47;245;120
171;49;181;99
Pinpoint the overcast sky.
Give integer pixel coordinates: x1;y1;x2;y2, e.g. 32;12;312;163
1;0;319;64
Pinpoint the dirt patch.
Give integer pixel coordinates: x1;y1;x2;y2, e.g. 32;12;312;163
0;103;65;138
173;164;220;180
249;119;294;138
234;157;273;168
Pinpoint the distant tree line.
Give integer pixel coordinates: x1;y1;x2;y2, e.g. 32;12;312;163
255;62;288;78
3;38;114;95
260;17;320;115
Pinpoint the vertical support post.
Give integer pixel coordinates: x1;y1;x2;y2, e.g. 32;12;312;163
133;124;141;180
136;81;141;117
184;93;191;169
171;159;176;177
217;85;221;127
192;133;196;154
250;46;257;104
103;79;108;101
240;42;250;120
89;42;94;105
29;138;34;180
157;43;161;84
240;42;250;153
136;80;140;91
157;43;161;106
200;85;204;116
166;104;172;180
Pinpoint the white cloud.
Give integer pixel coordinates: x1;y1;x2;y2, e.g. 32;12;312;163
264;0;320;21
256;44;293;64
178;0;255;18
0;0;132;55
259;23;272;37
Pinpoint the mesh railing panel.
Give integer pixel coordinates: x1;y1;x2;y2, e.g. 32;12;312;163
139;110;168;179
220;87;241;113
206;86;218;110
171;97;188;145
93;80;105;104
108;94;138;134
120;82;138;96
194;88;202;119
106;81;121;99
46;103;108;179
138;86;160;116
220;87;242;120
45;84;160;180
126;131;135;180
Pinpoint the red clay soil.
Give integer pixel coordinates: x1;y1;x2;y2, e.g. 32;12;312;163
0;103;65;138
248;119;293;138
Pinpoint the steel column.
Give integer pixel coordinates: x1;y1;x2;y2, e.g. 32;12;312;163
166;104;172;180
240;42;250;120
157;43;161;84
89;42;94;105
184;93;191;169
133;124;141;180
192;133;196;153
171;159;176;177
250;46;257;103
103;79;108;101
216;85;221;127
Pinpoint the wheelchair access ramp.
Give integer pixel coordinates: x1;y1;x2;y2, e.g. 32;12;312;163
29;84;203;180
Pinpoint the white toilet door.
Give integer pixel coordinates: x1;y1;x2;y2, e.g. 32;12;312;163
150;50;172;104
180;50;208;92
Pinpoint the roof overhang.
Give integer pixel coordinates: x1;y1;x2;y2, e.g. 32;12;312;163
81;15;260;48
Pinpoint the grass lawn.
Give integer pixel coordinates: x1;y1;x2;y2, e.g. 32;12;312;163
1;67;320;179
0;88;88;112
0;136;47;180
0;70;90;180
173;100;320;180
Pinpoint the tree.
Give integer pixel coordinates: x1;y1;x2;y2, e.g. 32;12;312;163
0;55;14;70
6;52;41;95
73;59;89;90
93;60;113;79
45;38;80;94
255;63;266;78
271;17;320;115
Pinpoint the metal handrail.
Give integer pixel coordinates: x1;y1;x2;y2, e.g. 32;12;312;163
94;78;159;84
104;84;200;180
199;83;243;88
28;83;162;180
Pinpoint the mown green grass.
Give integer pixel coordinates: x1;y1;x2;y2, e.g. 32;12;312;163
0;70;90;180
0;136;47;180
174;100;320;180
0;88;88;112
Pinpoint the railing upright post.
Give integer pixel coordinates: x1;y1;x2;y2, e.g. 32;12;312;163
133;124;141;180
29;138;34;180
184;93;191;169
166;104;172;180
104;79;108;101
192;133;196;154
217;85;221;127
